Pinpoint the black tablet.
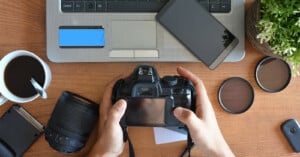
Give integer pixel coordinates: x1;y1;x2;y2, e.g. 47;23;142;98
156;0;238;69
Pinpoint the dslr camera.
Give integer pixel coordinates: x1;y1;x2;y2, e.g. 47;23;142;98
112;65;196;127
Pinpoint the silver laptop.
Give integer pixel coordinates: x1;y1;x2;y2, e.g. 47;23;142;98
46;0;245;63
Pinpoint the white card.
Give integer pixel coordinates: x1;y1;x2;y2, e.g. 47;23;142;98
153;127;187;144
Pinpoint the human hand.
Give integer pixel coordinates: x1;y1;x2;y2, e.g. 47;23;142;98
88;76;127;157
174;67;234;157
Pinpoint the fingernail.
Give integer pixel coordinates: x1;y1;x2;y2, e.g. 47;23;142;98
177;66;183;71
114;100;125;112
174;107;183;117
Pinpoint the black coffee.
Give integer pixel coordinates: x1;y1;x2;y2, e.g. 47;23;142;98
4;56;45;98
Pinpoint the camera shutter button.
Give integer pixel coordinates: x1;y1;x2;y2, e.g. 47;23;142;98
163;76;178;86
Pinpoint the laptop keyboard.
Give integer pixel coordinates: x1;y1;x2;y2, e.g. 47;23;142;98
61;0;231;13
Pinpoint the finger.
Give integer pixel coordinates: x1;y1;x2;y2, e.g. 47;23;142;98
173;107;201;131
100;75;125;130
100;75;124;112
106;99;127;127
176;67;208;98
176;67;214;119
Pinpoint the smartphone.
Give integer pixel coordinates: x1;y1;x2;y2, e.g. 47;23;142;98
59;26;105;48
156;0;238;69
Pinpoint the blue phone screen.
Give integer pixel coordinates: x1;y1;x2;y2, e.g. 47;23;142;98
59;27;105;47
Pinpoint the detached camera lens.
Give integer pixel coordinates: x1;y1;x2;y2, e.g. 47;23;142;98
45;91;99;154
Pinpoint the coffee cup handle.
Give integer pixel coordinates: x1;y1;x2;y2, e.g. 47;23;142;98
0;95;8;106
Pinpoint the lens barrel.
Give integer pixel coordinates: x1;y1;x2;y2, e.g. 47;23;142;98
45;91;99;154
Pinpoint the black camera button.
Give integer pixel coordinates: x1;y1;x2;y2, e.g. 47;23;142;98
162;88;172;95
173;88;185;94
163;76;178;86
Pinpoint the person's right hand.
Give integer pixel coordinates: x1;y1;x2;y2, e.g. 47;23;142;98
173;67;235;157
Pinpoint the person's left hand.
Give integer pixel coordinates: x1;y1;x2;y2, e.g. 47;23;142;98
88;76;127;157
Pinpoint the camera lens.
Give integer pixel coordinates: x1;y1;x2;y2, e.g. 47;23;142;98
45;91;99;154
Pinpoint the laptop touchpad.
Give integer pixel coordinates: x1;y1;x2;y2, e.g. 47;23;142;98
112;21;157;49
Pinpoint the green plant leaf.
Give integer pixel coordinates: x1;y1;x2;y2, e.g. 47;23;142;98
256;0;300;74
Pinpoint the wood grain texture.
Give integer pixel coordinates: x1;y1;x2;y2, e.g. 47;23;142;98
0;0;300;156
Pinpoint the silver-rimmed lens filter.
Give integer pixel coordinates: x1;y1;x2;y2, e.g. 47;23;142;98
255;57;291;93
218;77;254;114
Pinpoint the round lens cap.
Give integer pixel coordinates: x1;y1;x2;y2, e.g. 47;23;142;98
255;57;291;93
218;77;254;114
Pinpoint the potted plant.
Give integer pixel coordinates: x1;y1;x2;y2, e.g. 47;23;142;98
246;0;300;74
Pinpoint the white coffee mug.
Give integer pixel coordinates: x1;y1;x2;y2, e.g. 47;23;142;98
0;50;51;105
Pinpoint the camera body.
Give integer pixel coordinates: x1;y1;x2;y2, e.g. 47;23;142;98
112;65;196;127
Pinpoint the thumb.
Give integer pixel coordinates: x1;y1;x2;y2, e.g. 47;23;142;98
107;99;127;124
174;107;199;128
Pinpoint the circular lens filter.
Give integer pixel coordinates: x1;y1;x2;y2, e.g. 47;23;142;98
255;57;291;93
218;77;254;114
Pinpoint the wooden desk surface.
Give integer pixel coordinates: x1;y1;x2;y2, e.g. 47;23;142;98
1;0;300;156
